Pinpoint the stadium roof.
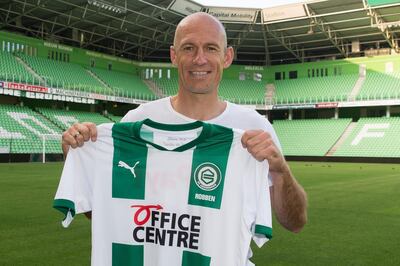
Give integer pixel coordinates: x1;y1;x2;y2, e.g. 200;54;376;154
1;0;400;65
193;0;309;9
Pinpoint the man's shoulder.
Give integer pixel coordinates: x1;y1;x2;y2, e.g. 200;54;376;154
225;101;267;122
226;101;258;114
139;97;170;108
217;101;274;132
122;97;170;122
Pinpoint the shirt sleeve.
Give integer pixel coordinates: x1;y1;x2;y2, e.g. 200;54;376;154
252;161;273;247
53;140;97;227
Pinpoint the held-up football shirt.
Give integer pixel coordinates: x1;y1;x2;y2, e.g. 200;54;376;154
54;119;272;266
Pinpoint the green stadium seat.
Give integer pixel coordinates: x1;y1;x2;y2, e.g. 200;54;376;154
274;75;357;104
0;51;36;84
0;104;62;154
18;54;107;93
36;107;114;130
357;71;400;100
90;68;156;100
334;117;400;157
273;118;352;156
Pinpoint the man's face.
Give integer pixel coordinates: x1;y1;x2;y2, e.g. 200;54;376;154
170;17;233;95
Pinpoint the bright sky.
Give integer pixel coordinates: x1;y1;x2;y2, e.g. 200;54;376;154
193;0;308;9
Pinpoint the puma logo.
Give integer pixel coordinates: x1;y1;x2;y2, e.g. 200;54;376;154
118;161;140;178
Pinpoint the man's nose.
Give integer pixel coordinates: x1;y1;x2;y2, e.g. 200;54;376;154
193;48;207;65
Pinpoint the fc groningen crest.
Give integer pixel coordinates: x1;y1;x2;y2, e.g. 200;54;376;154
193;163;222;191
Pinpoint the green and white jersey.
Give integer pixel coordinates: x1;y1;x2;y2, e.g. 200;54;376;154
54;119;272;266
122;97;283;186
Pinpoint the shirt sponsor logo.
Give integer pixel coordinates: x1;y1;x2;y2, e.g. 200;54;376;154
193;163;221;191
130;204;201;250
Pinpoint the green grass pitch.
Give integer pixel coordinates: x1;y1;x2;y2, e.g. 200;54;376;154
0;161;399;265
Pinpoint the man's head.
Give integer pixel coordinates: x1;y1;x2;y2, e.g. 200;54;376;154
170;12;234;96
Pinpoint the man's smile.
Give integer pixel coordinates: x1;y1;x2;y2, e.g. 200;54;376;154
189;71;211;79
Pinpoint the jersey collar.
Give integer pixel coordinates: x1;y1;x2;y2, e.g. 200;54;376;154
131;119;211;152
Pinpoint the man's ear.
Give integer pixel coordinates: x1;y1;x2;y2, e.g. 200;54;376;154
170;45;177;66
224;46;234;69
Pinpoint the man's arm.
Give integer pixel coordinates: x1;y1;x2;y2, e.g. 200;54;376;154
269;164;307;233
242;130;307;233
61;122;97;220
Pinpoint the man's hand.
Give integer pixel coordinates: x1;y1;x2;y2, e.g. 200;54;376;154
241;130;287;173
61;122;97;158
241;130;308;233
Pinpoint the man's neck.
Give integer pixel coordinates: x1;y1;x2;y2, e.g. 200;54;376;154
170;93;226;121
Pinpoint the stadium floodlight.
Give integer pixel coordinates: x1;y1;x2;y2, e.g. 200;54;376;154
87;0;127;14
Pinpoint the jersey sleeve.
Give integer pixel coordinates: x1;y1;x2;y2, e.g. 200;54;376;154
252;161;273;247
53;139;97;227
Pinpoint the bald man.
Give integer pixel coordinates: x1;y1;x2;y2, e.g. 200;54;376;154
62;12;307;233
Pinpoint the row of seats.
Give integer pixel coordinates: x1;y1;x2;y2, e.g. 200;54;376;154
19;54;105;92
274;75;357;104
273;117;400;158
0;51;36;84
153;72;398;104
0;104;124;154
91;68;154;98
107;114;123;122
1;52;400;104
36;108;113;130
273;118;352;156
218;79;265;105
5;52;157;100
357;72;400;100
0;104;62;153
1;102;399;158
334;117;400;157
153;77;178;96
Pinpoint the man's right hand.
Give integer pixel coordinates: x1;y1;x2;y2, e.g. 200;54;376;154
62;122;97;158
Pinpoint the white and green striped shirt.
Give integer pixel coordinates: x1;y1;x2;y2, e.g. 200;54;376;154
54;119;272;266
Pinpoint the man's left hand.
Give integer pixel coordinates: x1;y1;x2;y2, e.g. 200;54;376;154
241;130;287;174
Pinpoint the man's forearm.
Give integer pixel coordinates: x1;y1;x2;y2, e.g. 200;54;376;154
271;167;307;233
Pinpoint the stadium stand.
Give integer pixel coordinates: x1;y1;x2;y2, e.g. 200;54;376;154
273;118;352;156
36;108;113;130
357;71;400;100
333;117;400;157
107;114;123;123
18;54;107;93
0;51;35;84
0;104;62;153
274;75;358;104
0;104;126;154
218;79;265;104
90;68;156;99
153;77;179;96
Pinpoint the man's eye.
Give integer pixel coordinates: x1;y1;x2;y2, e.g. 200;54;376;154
183;46;193;51
208;47;218;52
